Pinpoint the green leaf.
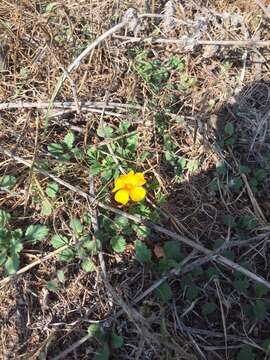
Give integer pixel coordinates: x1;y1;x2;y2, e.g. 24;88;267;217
5;254;19;274
50;235;74;262
135;240;151;263
0;250;7;266
154;281;173;302
237;346;256;360
47;143;71;161
163;240;181;261
169;56;185;70
41;199;52;216
223;215;237;228
69;218;83;237
58;248;74;262
111;333;124;349
233;279;250;294
225;136;236;146
237;215;257;231
25;224;49;244
72;147;84;160
186;284;199;300
82;237;102;254
114;215;132;235
0;175;16;190
0;209;11;227
239;165;251;175
216;162;227;176
47;280;59;293
229;177;243;190
224;122;234;136
202;302;218;316
83;213;92;225
206;266;220;280
254;284;269;297
209;178;220;192
57;270;65;283
89;164;101;176
51;234;68;248
100;169;113;181
12;228;23;242
63;131;75;149
77;245;87;258
249;178;258;192
10;233;23;254
181;273;193;287
165;151;175;164
253;168;266;181
45;2;57;12
261;339;270;351
87;324;105;341
118;120;131;134
176;157;187;171
253;300;267;321
88;324;101;337
46;182;59;198
97;126;113;138
81;258;95;273
94;344;110;360
157;258;177;273
132;224;150;238
114;215;129;229
243;304;254;318
187;159;200;174
111;235;126;253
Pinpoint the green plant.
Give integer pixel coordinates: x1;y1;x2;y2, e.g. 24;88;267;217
0;175;16;190
48;131;83;161
87;324;124;360
0;209;48;274
154;281;173;302
134;50;169;92
87;120;138;184
219;121;237;147
135;240;152;263
237;345;256;360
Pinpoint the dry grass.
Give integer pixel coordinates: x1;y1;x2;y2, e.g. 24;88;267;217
0;1;270;359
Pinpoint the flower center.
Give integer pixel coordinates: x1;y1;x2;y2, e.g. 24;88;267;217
124;183;133;191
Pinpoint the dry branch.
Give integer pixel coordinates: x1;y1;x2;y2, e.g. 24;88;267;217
114;34;270;48
0;100;141;111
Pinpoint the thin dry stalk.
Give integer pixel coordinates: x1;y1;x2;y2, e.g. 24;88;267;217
114;34;270;48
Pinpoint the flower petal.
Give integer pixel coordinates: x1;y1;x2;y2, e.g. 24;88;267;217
129;186;146;202
134;172;146;186
127;170;134;176
112;178;124;192
114;189;130;205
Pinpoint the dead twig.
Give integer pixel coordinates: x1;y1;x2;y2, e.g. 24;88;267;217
114;34;270;48
51;334;92;360
0;100;141;111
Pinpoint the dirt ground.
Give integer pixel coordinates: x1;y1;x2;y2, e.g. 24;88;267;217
0;1;270;359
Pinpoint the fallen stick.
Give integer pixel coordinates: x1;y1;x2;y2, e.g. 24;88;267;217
0;100;141;111
114;34;270;48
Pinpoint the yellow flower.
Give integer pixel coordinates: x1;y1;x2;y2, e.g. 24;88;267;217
112;170;146;205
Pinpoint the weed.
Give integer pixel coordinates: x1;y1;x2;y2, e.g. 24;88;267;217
0;209;48;274
87;324;124;359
